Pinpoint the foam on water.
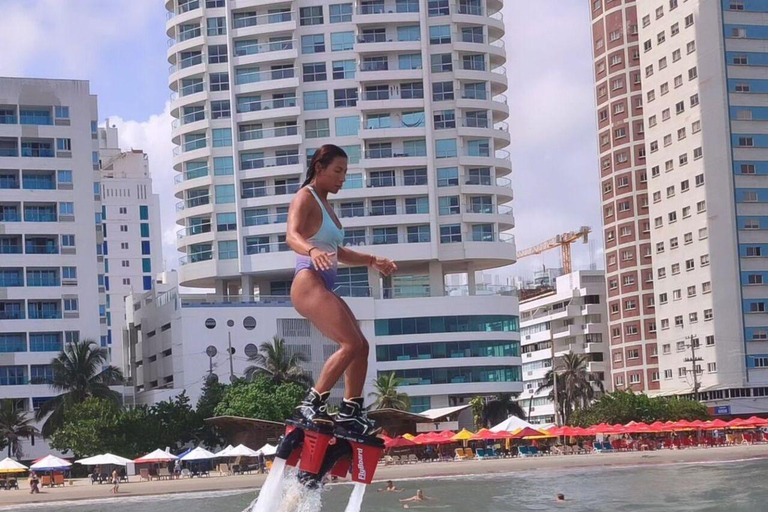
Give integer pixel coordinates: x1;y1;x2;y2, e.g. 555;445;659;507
249;457;288;512
342;483;366;512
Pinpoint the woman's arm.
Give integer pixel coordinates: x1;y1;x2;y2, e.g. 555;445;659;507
337;246;397;275
286;191;334;271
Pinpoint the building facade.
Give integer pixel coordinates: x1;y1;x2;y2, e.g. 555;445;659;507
634;0;768;414
517;271;609;425
590;0;661;394
0;78;107;458
153;0;521;411
99;125;163;377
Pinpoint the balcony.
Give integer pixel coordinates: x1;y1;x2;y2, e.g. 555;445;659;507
234;67;298;94
179;249;214;265
240;153;301;171
241;182;299;199
28;303;62;320
25;241;59;254
20;142;55;158
353;2;420;24
0;304;25;320
177;222;212;239
231;11;296;38
232;40;297;66
0;210;20;222
176;194;210;211
242;212;288;227
243;241;290;255
238;126;300;150
174;166;209;184
23;209;57;222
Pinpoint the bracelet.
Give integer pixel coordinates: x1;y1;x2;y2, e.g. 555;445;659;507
308;246;318;257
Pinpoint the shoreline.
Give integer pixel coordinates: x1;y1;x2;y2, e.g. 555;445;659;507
3;444;768;508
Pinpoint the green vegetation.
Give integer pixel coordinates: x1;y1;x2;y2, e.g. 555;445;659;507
569;390;710;426
368;372;411;411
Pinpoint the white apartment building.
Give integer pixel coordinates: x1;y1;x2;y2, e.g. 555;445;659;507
99;125;163;377
0;78;107;458
636;0;768;415
517;271;609;425
152;0;520;412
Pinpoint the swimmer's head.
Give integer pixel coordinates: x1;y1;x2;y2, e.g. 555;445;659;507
556;493;565;501
417;490;424;498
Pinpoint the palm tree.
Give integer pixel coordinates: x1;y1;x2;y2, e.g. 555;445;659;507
35;339;123;437
484;393;527;427
368;372;411;410
0;400;39;458
537;353;604;425
244;336;312;386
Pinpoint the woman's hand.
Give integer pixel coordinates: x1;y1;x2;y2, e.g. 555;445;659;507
310;249;336;271
372;256;397;276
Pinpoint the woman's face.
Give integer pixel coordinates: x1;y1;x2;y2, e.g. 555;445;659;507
315;156;347;194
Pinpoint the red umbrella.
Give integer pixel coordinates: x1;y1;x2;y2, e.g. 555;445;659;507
689;420;708;429
726;418;752;428
386;436;416;449
511;427;545;439
669;419;696;431
546;426;569;436
704;419;729;429
744;416;768;427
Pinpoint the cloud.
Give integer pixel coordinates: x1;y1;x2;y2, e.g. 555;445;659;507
0;0;156;77
106;103;180;272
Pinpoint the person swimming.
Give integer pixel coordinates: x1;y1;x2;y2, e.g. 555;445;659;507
378;480;403;492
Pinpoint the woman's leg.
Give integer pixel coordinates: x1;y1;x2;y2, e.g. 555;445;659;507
291;271;369;397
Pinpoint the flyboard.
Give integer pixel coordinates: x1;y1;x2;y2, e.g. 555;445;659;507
250;418;385;511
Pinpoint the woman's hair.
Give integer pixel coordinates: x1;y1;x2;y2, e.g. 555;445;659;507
302;144;348;188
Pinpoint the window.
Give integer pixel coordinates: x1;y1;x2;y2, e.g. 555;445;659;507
685;14;694;27
215;184;235;204
331;31;354;51
305;119;330;138
329;3;352;23
300;6;323;25
704;309;713;321
301;34;325;54
334;88;357;108
432;82;454;101
335;116;359;136
304;90;328;111
332;60;355;79
212;128;231;147
208;44;227;64
701;254;710;266
438;196;460;215
429;25;450;45
689;67;698;80
210;72;229;91
440;224;461;243
218;240;238;260
207;17;226;36
690;94;699;107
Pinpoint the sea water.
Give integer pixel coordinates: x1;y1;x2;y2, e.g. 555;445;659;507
6;458;768;512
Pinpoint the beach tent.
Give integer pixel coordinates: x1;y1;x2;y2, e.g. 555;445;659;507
215;445;234;457
134;449;177;463
255;444;277;457
489;415;539;433
225;444;260;457
30;455;72;471
76;453;133;466
180;447;217;461
0;457;28;474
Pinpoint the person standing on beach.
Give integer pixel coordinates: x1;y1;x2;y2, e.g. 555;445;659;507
288;145;397;435
111;469;120;494
28;471;39;494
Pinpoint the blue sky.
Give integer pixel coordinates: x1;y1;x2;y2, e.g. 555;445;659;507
0;0;604;282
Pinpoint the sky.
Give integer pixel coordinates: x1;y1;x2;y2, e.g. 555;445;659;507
0;0;604;283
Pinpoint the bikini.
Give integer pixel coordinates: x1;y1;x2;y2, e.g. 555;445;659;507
294;186;345;291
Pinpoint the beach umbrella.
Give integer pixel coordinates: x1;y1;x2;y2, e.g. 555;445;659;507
180;447;217;461
255;444;277;457
450;429;475;442
412;433;433;444
0;457;28;474
76;453;133;466
215;445;234;457
225;444;260;457
704;419;729;430
30;455;72;471
134;449;177;463
402;433;416;441
744;416;768;427
511;427;546;439
386;436;416;449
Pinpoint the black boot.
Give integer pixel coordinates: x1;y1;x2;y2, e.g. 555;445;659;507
335;397;377;436
293;388;333;426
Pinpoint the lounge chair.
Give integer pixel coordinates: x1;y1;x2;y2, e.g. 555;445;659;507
218;463;231;476
475;448;487;459
383;455;394;465
551;445;565;456
139;468;150;482
529;446;541;456
592;442;603;452
53;474;65;487
407;454;418;464
464;448;476;459
454;448;467;460
517;446;531;457
392;455;402;464
40;476;52;488
602;442;614;452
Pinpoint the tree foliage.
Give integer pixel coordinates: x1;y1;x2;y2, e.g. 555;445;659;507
536;353;604;424
35;339;123;437
484;393;527;427
368;372;411;411
244;336;312;387
214;377;305;422
469;397;485;430
0;400;39;459
569;390;710;426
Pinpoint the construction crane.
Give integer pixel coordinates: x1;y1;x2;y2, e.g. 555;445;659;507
516;226;592;274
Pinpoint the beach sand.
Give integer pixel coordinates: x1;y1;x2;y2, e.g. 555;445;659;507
2;444;767;507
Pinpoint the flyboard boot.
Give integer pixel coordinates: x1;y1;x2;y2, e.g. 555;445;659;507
292;388;333;427
335;397;379;436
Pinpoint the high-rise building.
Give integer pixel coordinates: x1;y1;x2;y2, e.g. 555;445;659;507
633;0;768;414
0;78;107;458
589;0;660;394
153;0;520;411
589;0;768;414
518;271;609;425
98;125;163;379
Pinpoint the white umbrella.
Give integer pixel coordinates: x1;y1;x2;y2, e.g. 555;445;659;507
76;453;133;466
489;415;540;433
224;444;260;457
30;455;72;471
180;447;216;461
134;449;177;463
215;444;234;457
255;443;276;457
0;457;28;474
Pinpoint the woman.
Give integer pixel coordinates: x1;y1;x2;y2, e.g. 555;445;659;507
28;471;39;494
287;145;397;436
111;468;119;494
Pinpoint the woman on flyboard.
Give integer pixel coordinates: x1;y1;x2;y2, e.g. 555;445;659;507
287;144;397;436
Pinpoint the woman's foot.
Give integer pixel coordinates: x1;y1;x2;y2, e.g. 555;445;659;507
335;397;378;436
292;388;333;426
